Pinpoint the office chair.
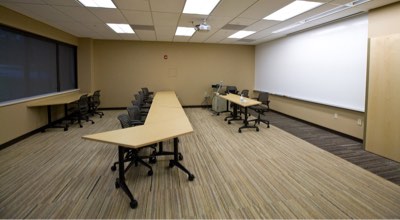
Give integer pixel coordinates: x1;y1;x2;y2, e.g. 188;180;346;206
141;87;153;102
248;92;270;128
110;114;155;176
127;106;146;125
225;86;238;94
134;93;151;109
68;94;95;128
89;90;104;118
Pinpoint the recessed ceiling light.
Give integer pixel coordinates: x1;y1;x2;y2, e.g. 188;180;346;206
264;0;322;21
228;31;255;39
183;0;220;15
175;27;196;36
107;23;135;34
78;0;116;8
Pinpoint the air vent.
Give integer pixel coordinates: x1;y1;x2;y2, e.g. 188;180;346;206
221;24;247;30
130;25;155;31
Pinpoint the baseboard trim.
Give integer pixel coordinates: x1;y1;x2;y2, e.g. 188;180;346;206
270;109;363;143
183;105;211;108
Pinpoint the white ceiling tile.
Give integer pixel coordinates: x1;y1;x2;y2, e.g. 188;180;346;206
120;34;140;40
135;30;156;41
53;6;102;23
150;0;184;13
246;20;278;32
1;0;399;44
239;0;293;20
211;0;258;17
173;35;190;42
113;0;150;11
154;25;175;41
0;0;45;4
152;12;180;26
229;17;258;26
89;8;127;23
42;0;81;6
121;10;153;25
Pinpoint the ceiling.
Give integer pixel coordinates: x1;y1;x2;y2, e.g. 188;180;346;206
0;0;398;45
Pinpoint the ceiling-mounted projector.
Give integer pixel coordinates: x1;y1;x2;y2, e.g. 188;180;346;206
195;20;211;32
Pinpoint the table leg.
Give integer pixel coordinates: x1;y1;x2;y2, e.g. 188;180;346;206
42;105;68;132
169;138;195;181
227;103;242;123
115;146;138;209
238;107;259;133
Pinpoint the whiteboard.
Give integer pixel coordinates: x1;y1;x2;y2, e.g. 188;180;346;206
255;14;368;112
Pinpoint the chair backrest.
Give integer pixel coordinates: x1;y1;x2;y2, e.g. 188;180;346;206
92;90;101;107
225;86;238;94
77;94;90;114
117;114;131;128
258;92;270;105
241;89;249;98
141;88;149;98
127;106;142;121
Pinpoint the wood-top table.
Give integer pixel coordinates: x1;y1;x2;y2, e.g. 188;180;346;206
27;92;87;131
82;91;195;209
219;93;261;132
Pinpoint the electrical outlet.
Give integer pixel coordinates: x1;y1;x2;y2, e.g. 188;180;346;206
357;119;362;126
334;113;338;119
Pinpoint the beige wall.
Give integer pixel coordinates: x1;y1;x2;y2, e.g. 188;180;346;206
269;95;364;139
0;6;77;46
93;40;254;107
365;2;400;162
0;6;79;145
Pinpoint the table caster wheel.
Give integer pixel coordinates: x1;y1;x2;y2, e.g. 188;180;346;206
115;181;120;189
179;154;183;160
228;121;231;124
148;170;153;176
111;165;117;171
238;129;242;133
130;200;138;209
256;128;259;132
149;157;157;164
188;174;195;181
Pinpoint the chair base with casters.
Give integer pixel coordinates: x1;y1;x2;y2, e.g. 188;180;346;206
111;146;155;176
248;106;270;128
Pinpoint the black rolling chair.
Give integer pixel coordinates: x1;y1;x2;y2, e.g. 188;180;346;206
127;106;146;124
248;92;270;128
141;87;153;103
110;114;155;176
69;94;95;128
89;90;104;118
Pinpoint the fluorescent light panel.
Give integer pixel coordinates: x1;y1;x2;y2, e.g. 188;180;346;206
228;31;255;39
78;0;116;8
107;23;134;34
264;0;322;21
271;0;370;34
175;27;196;36
183;0;220;15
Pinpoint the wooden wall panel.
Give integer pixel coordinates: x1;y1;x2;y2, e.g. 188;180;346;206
365;34;400;162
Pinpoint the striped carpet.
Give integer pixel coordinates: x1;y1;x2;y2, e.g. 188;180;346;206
0;108;399;218
255;110;400;185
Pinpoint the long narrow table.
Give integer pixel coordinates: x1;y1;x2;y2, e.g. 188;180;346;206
27;92;86;131
82;91;195;209
219;93;261;133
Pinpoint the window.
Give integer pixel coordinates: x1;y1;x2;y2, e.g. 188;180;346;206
0;25;77;104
